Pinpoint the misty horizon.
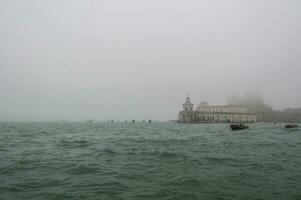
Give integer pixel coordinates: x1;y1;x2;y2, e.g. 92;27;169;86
1;0;300;121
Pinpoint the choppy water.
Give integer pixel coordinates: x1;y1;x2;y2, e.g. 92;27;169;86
0;122;301;200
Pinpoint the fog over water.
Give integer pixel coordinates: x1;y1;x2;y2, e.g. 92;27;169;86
0;0;300;121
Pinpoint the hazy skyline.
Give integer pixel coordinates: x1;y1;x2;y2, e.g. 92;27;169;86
0;0;300;121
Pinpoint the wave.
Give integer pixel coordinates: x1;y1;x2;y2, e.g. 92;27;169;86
9;178;69;191
206;156;241;163
66;164;99;175
57;139;91;148
148;150;185;159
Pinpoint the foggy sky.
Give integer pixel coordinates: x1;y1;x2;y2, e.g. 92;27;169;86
0;0;300;121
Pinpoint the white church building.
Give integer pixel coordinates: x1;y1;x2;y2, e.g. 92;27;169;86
178;97;256;123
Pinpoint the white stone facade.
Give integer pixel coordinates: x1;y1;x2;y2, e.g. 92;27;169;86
178;98;256;123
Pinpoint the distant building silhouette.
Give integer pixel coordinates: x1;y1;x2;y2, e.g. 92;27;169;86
178;96;256;123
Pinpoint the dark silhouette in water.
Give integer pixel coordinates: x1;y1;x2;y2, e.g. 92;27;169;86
230;124;249;130
285;124;298;129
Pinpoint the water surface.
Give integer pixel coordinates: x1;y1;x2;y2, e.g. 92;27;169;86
0;122;301;200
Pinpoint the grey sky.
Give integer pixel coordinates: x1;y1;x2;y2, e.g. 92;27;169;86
0;0;300;121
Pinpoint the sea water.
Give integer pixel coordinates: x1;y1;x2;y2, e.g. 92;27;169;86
0;122;301;200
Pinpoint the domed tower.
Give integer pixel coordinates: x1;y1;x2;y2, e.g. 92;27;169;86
178;96;195;123
183;96;194;111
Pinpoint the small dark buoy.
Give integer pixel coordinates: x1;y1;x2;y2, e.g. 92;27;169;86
132;120;135;123
149;120;152;123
